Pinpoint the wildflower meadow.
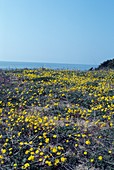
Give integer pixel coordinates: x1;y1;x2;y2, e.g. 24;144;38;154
0;68;114;170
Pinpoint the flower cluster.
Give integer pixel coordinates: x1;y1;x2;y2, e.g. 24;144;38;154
0;68;114;169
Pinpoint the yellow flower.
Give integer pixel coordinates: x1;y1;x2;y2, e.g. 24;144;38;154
0;155;3;159
18;132;21;136
52;147;57;153
29;141;33;144
38;136;42;139
57;146;62;150
25;150;29;154
39;142;42;146
29;148;33;151
35;149;39;154
110;122;113;127
98;156;103;161
43;132;47;137
3;142;7;147
39;152;44;156
1;160;4;164
28;155;35;161
31;151;35;155
82;134;86;138
45;160;52;166
108;150;112;154
13;163;17;167
1;149;6;154
84;151;87;155
39;158;43;162
53;134;57;138
90;158;94;162
24;163;30;168
75;144;78;147
85;140;91;145
0;108;2;113
9;148;13;151
45;138;49;143
20;142;24;146
56;152;61;155
54;158;59;165
44;155;48;159
61;157;66;162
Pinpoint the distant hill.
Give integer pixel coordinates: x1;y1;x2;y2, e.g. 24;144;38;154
96;58;114;70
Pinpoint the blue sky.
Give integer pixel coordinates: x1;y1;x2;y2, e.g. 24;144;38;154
0;0;114;65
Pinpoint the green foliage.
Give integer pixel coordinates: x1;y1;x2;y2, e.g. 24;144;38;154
97;58;114;69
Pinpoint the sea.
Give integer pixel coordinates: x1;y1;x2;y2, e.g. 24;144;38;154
0;61;98;71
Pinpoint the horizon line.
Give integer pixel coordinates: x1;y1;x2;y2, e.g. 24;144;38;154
0;60;98;66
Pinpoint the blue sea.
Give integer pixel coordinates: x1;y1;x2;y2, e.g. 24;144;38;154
0;61;97;71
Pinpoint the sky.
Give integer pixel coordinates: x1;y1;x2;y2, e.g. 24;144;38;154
0;0;114;65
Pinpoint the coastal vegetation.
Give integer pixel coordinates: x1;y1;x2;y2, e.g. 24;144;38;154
0;68;114;170
96;58;114;70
